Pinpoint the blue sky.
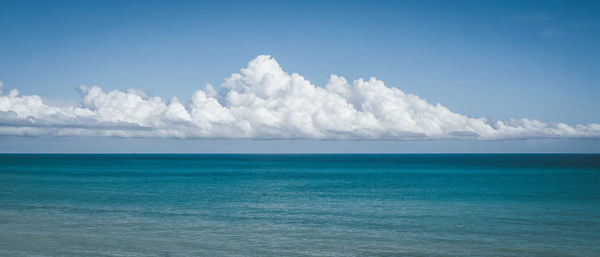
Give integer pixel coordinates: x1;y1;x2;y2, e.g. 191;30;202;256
0;0;599;152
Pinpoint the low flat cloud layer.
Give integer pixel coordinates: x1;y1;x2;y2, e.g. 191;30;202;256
1;55;599;140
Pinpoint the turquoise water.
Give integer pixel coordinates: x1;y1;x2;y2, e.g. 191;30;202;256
0;154;599;256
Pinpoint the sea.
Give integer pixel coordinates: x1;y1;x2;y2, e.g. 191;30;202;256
0;154;598;256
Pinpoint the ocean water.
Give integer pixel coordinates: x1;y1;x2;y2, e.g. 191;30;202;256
0;154;599;257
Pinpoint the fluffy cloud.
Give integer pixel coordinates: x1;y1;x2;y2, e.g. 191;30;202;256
1;55;599;140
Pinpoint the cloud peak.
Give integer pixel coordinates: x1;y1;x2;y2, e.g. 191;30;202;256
1;55;599;140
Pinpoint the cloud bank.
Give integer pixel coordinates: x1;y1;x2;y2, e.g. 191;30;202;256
1;55;599;140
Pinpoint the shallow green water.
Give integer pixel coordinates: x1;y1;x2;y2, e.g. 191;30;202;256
0;154;599;256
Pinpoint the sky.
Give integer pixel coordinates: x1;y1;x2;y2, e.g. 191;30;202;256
0;0;599;153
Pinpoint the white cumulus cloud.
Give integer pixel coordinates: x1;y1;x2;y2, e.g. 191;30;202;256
0;55;599;140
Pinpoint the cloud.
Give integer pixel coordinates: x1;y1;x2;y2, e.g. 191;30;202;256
1;55;599;140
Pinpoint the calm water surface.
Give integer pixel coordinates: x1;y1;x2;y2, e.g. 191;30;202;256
0;154;599;256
